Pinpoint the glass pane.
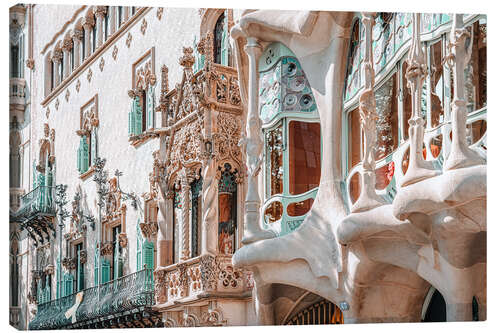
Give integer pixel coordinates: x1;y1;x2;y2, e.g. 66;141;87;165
402;147;410;175
375;162;394;190
429;41;445;128
349;172;361;204
266;125;284;196
424;134;442;159
374;73;399;159
289;121;321;195
348;108;362;170
464;21;487;112
218;193;235;254
287;198;314;217
264;201;283;223
468;119;487;145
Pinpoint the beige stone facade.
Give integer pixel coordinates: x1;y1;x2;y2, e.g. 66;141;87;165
9;4;486;330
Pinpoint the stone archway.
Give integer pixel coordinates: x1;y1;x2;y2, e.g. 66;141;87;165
422;287;446;322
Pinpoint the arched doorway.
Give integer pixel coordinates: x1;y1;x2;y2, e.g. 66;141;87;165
422;287;446;322
285;299;343;325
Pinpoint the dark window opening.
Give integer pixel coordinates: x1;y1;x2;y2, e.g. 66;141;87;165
213;13;225;64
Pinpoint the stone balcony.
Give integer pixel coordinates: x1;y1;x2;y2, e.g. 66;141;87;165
10;77;26;108
153;254;253;310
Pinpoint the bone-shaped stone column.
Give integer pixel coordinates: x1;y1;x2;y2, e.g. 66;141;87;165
240;37;275;244
400;13;440;187
351;12;387;213
443;14;485;171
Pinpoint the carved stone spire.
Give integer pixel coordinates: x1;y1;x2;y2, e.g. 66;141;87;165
400;13;440;187
442;14;485;171
350;12;387;213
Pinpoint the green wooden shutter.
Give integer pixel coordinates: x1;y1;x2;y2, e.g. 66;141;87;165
128;99;134;136
102;259;110;283
81;136;89;173
134;96;143;135
44;275;51;302
77;142;82;173
77;250;84;291
113;241;121;280
146;86;154;130
94;248;98;286
90;128;97;166
136;236;142;271
143;241;154;269
37;283;42;303
32;160;37;189
64;273;73;296
221;10;229;66
56;257;61;298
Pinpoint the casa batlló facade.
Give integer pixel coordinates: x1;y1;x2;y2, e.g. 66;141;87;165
9;3;486;330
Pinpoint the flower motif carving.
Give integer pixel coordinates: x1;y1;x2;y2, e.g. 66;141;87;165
76;79;81;92
55;98;60;111
45;107;50;119
65;89;70;102
99;57;105;72
112;45;118;60
26;58;34;70
156;7;163;20
87;68;92;82
126;32;132;48
141;18;148;35
213;112;242;164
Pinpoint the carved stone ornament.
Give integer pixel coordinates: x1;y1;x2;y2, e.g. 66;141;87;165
213;112;242;164
141;18;148;35
126;32;132;48
76;79;81;92
201;308;225;326
179;47;195;68
157;7;163;20
87;68;92;82
154;269;168;304
79;250;87;264
200;255;218;291
140;221;158;240
118;232;128;248
26;58;35;70
45;107;50;119
99;57;105;72
62;256;77;270
65;89;70;102
100;241;113;256
112;45;118;60
55;98;60;111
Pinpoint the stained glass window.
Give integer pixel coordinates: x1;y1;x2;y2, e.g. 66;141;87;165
218;164;237;254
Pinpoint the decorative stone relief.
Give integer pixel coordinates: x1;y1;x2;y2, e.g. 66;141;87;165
112;45;118;60
213;112;242;165
45;107;50;119
64;89;70;102
87;68;92;82
55;98;60;111
157;7;163;20
126;32;132;48
76;79;81;92
141;18;148;35
26;58;35;70
99;57;105;72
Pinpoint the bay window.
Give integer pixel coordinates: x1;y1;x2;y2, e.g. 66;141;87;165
259;42;321;236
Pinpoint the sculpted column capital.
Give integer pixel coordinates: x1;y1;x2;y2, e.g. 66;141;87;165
62;38;73;52
71;28;83;41
244;37;263;59
82;16;95;30
51;49;63;63
94;6;107;19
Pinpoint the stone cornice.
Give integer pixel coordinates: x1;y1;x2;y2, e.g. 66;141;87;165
40;6;87;55
41;7;152;108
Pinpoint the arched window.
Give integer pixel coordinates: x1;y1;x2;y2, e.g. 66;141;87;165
104;7;109;41
258;42;321;236
218;163;238;254
172;187;181;263
190;175;203;257
213;12;229;65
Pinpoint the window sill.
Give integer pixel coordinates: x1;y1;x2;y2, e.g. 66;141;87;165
129;131;158;148
79;166;95;181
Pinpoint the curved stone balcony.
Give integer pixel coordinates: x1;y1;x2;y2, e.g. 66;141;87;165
10;77;26;108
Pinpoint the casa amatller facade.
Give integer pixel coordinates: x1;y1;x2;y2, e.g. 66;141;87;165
9;4;486;330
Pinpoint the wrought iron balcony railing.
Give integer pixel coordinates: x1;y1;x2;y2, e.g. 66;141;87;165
29;268;155;330
13;186;56;220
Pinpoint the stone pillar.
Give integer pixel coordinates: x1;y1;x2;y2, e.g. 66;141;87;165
82;16;94;59
123;7;130;21
240;37;275;244
51;49;62;87
71;29;82;68
351;13;386;213
109;6;116;35
94;6;107;48
201;156;218;256
443;14;485;171
62;39;72;79
400;13;440;187
180;172;191;261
